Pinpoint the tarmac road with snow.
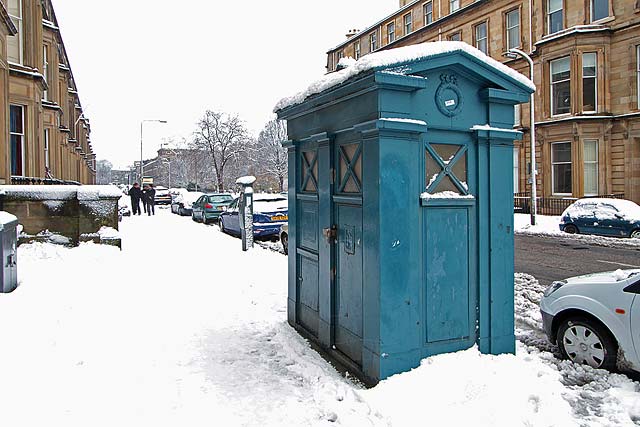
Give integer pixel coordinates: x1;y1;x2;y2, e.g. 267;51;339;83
1;207;638;426
516;233;640;287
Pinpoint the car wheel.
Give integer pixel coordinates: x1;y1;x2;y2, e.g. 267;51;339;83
192;213;197;222
557;317;617;371
564;224;579;234
202;215;208;225
281;232;288;255
219;218;225;233
630;229;640;239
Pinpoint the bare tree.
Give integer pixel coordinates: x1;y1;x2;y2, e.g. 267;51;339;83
96;160;113;184
253;118;288;192
193;110;250;192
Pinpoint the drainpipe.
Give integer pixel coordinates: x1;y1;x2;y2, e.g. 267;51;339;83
529;0;533;53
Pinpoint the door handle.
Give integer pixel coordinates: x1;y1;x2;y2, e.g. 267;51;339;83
323;225;337;244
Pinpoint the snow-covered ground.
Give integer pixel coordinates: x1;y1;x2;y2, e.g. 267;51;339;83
1;209;638;426
515;213;640;248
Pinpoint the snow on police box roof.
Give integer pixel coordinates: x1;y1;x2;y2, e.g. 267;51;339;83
274;41;536;113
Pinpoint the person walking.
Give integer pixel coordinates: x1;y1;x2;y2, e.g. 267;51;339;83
145;184;156;216
128;183;143;215
142;184;149;214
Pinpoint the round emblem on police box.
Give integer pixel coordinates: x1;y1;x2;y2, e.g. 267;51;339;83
435;74;464;117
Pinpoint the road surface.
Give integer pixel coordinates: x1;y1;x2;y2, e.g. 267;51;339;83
515;234;640;286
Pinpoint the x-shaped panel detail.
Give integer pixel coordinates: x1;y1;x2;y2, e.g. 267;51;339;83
301;151;318;192
425;143;469;195
338;144;362;194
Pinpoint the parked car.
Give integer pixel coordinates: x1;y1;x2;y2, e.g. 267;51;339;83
560;198;640;239
154;186;172;205
540;269;640;373
192;193;234;224
280;223;288;255
175;191;203;216
219;194;288;239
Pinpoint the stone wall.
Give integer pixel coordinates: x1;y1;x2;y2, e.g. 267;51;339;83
0;185;122;246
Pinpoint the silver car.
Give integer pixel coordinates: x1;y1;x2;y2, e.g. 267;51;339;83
540;269;640;372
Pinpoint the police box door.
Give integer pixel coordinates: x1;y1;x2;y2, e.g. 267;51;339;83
422;140;478;352
329;135;364;366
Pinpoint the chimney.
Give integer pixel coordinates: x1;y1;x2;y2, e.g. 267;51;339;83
399;0;411;6
345;29;359;39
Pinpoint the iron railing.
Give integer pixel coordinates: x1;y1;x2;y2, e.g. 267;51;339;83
10;176;81;186
514;192;626;216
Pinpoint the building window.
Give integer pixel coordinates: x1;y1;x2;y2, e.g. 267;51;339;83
450;0;460;13
551;56;571;116
547;0;563;34
448;32;461;41
474;22;488;54
43;46;49;101
506;9;520;50
513;147;520;193
582;53;597;112
551;142;572;195
590;0;609;22
370;31;378;51
424;1;433;25
514;103;521;127
7;0;23;64
44;129;50;171
387;22;395;44
404;13;412;35
10;105;25;177
354;40;361;60
583;140;598;196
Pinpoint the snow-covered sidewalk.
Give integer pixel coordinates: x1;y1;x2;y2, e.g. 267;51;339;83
0;209;638;426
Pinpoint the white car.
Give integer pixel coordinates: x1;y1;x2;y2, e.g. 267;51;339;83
540;269;640;372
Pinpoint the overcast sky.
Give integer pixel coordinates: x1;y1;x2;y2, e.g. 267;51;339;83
50;0;398;169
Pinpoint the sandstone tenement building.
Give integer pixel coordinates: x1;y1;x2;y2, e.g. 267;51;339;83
327;0;640;204
0;0;95;185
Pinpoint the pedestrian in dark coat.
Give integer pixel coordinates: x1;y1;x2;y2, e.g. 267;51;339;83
145;184;156;216
142;185;149;213
128;183;143;215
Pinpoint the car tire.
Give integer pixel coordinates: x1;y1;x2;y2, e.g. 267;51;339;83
281;232;288;255
202;215;208;225
192;213;197;222
630;229;640;239
219;218;225;233
564;224;579;234
557;317;617;371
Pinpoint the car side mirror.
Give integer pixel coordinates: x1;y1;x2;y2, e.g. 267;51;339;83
615;213;624;219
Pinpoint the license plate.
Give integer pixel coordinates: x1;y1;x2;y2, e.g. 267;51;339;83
271;215;288;221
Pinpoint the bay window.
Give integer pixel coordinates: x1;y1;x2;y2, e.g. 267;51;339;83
7;0;23;64
551;57;571;116
551;142;572;195
582;53;597;112
583;140;598;196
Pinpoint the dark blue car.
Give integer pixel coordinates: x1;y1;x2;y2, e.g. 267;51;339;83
219;195;288;240
559;198;640;238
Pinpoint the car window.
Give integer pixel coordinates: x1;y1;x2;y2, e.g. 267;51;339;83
208;195;233;203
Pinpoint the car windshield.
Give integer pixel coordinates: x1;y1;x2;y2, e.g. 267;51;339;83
208;195;233;203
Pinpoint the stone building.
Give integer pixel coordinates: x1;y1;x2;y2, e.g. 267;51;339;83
327;0;640;204
0;0;95;185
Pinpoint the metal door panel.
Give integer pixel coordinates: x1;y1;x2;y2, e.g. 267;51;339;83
425;207;473;343
334;203;363;364
297;254;319;336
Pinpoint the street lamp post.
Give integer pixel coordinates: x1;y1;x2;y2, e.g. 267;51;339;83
506;48;537;226
140;119;167;184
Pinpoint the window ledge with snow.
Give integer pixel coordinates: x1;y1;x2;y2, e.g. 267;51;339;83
420;191;475;206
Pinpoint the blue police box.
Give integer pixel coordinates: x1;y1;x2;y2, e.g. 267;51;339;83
275;42;535;384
